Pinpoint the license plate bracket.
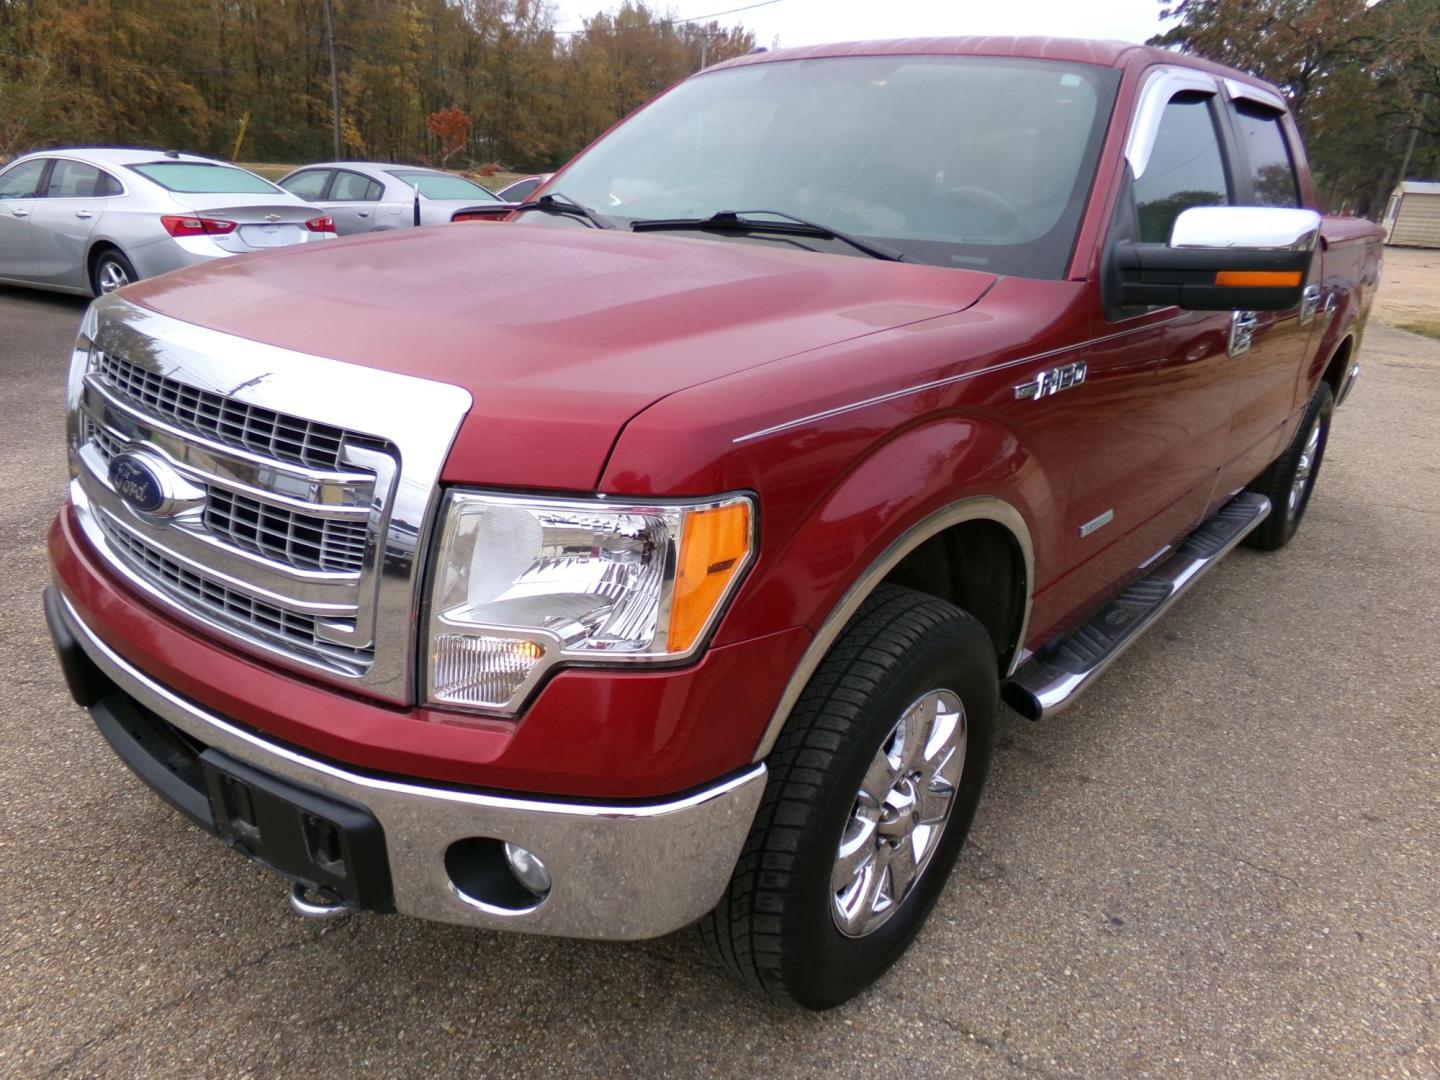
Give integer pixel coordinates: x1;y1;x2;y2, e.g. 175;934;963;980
200;749;393;911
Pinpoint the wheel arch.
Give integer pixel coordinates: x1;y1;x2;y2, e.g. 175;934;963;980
85;239;129;293
1320;333;1356;401
750;495;1033;763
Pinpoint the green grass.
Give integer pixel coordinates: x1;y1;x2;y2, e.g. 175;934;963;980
1398;320;1440;341
237;162;526;193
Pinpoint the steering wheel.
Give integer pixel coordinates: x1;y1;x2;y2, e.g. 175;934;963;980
935;185;1024;226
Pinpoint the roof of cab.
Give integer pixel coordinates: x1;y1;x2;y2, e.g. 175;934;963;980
707;36;1281;97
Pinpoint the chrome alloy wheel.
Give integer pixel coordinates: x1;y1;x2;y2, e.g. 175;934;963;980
97;259;131;294
1288;419;1324;516
831;689;966;938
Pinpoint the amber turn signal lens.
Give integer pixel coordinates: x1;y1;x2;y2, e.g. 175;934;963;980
668;502;752;653
1215;270;1302;287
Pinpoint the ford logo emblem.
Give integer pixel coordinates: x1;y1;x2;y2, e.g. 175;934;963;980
108;452;167;514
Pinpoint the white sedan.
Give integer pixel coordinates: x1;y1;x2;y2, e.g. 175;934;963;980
0;149;335;296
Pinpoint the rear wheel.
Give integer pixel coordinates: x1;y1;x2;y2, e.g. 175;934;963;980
90;248;136;296
1245;381;1334;551
699;584;998;1008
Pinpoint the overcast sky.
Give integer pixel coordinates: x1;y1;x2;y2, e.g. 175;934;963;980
550;0;1178;49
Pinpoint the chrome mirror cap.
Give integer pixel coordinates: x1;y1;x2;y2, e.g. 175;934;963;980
1170;206;1322;251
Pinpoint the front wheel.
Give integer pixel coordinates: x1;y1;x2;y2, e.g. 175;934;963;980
1245;381;1334;551
699;584;998;1008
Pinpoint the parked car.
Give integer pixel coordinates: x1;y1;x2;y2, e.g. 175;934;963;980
495;173;554;202
276;162;513;233
0;149;335;296
46;38;1380;1009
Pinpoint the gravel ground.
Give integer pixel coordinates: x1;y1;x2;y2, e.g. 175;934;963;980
0;262;1436;1078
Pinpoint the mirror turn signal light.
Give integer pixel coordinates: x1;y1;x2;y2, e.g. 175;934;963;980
1214;270;1302;287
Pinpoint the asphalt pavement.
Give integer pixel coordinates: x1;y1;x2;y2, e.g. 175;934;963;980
1;278;1436;1078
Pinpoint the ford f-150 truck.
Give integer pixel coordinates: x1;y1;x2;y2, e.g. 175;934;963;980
45;37;1382;1008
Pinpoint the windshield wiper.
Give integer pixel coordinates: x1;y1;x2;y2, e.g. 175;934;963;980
631;209;904;261
510;192;614;230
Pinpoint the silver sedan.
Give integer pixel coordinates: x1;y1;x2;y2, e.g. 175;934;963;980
276;162;512;234
0;149;337;297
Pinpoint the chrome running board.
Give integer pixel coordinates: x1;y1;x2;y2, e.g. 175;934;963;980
1002;492;1271;721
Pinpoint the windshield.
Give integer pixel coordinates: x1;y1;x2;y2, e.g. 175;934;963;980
131;162;279;195
389;171;499;201
547;55;1119;278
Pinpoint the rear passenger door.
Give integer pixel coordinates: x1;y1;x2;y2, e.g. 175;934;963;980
1212;95;1317;496
324;170;384;235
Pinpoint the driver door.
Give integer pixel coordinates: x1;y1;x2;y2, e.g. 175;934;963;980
1063;87;1239;585
0;158;49;281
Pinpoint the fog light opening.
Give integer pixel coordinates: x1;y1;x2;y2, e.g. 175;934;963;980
444;837;550;914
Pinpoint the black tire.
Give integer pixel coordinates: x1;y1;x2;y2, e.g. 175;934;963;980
699;584;998;1008
1244;381;1334;551
90;248;137;297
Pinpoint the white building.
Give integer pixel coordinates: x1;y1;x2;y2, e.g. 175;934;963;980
1384;181;1440;248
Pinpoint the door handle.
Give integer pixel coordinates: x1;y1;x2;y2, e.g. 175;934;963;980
357;211;369;218
1298;284;1321;325
1227;310;1259;358
11;208;28;218
75;210;94;219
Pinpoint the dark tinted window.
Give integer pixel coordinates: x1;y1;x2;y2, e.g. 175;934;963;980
1134;95;1230;243
47;159;118;198
0;159;47;198
330;171;382;201
1234;105;1299;207
281;170;332;199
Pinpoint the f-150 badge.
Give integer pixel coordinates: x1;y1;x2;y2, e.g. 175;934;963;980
1015;361;1087;401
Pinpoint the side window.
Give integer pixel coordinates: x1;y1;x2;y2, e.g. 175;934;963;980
330;171;381;201
1233;104;1300;208
0;159;48;199
1134;95;1230;243
280;170;331;200
47;159;116;198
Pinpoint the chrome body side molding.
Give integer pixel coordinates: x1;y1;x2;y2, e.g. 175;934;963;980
1002;492;1270;721
751;496;1034;763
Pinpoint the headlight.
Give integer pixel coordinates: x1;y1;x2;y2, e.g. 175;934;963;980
426;491;754;712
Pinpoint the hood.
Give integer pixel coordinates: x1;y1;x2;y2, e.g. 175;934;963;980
124;224;995;490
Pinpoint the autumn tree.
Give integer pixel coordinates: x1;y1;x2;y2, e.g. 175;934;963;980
0;0;754;172
1152;0;1440;214
426;106;473;165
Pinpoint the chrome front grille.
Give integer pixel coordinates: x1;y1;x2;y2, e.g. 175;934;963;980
68;296;474;703
82;414;371;578
82;414;371;575
204;488;369;574
93;349;371;471
98;515;370;668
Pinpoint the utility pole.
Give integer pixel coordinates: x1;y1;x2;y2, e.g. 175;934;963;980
1396;92;1431;184
323;0;342;159
699;34;709;71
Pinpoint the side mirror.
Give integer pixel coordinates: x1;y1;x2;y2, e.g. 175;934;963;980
1116;206;1321;311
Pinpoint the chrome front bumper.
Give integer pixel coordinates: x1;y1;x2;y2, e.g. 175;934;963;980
52;589;765;941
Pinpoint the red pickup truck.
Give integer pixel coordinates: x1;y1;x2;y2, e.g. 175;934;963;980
45;37;1381;1008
